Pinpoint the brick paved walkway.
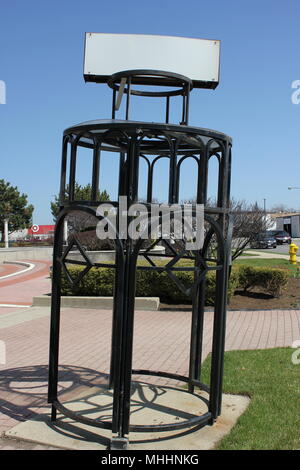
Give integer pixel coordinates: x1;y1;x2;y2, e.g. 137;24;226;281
0;260;51;308
0;256;300;449
0;305;299;450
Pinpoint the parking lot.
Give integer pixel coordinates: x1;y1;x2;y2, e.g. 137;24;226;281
248;237;300;255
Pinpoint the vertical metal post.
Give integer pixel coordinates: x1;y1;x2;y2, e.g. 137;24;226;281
110;151;125;389
125;77;131;121
181;93;186;125
147;163;154;203
185;83;190;126
48;217;64;420
214;144;231;416
165;96;170;123
119;245;137;437
91;144;100;201
112;88;116;119
59;137;68;203
188;272;206;392
111;246;125;432
216;234;230;415
168;144;176;204
69;142;77;201
112;136;138;444
208;229;228;420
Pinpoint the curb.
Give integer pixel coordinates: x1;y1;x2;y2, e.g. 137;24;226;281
32;295;160;311
0;261;35;280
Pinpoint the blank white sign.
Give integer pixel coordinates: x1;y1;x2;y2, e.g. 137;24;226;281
84;33;220;89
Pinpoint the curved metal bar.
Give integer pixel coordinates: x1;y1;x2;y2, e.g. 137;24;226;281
51;364;213;434
176;154;200;202
209;139;226;158
129;413;212;433
139;154;151;168
63;121;232;147
108;70;193;126
148;154;170;203
107;69;194;97
51;397;212;435
59;136;72;202
131;371;210;397
66;132;98;202
202;220;225;263
52;399;113;430
139;155;152;202
101;128;131;150
177;154;200;167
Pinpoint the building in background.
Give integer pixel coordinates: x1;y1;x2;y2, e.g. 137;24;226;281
271;213;300;237
27;225;55;240
8;225;55;241
7;229;28;241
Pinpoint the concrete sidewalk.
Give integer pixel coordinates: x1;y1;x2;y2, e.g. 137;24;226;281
0;305;299;449
244;249;300;261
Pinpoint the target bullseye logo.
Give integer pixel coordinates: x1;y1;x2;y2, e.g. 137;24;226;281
31;224;40;233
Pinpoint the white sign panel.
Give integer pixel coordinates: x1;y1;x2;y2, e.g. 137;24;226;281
84;33;220;89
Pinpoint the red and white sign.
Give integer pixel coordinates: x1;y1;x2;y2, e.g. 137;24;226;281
28;225;55;236
31;224;40;233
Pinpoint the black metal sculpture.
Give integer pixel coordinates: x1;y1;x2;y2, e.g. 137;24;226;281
48;70;232;449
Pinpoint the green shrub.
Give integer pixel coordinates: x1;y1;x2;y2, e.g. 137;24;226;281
237;265;288;297
60;262;239;306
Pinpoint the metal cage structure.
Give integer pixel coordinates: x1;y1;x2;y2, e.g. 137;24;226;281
48;70;232;449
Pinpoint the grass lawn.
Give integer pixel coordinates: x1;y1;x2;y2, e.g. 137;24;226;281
201;348;300;450
236;252;257;257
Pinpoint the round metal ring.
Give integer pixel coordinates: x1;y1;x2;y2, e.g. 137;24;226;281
107;69;194;97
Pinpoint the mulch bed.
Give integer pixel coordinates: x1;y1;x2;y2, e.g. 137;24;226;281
160;277;300;311
228;277;300;310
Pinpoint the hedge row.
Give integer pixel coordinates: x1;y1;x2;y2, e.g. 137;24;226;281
60;262;288;305
61;264;239;305
237;265;288;297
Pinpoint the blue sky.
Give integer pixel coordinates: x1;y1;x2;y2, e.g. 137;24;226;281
1;0;300;224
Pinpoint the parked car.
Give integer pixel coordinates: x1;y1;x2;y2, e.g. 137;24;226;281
267;230;292;245
250;232;277;249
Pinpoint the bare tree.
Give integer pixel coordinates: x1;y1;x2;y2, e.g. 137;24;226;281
182;197;273;261
269;203;298;213
230;199;274;260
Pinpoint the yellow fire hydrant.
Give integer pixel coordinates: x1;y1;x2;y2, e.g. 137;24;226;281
289;242;298;264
